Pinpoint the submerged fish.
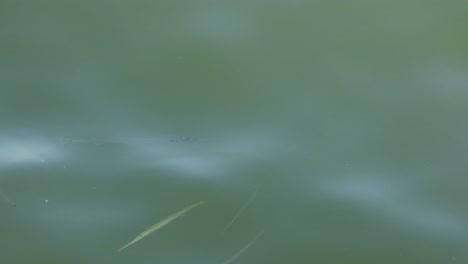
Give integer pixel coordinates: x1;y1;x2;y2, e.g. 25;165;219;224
118;201;204;252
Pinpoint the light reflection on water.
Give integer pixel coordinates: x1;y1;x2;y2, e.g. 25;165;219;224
318;176;467;240
0;136;63;169
2;129;467;263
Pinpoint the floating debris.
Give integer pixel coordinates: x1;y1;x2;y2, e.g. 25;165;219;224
222;230;264;264
59;136;201;145
118;201;204;252
223;189;258;232
0;187;15;207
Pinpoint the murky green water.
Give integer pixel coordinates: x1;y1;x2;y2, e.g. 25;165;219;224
1;1;468;263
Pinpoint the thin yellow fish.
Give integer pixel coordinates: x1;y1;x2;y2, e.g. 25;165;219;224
118;201;204;252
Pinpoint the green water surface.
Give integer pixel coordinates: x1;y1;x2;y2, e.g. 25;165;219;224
1;1;468;263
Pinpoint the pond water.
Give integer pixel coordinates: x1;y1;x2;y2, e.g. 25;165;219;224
1;1;468;263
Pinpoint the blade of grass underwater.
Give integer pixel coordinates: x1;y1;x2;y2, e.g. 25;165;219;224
222;230;264;264
222;189;258;232
118;201;204;252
